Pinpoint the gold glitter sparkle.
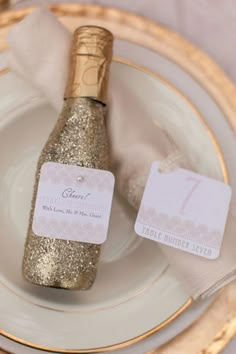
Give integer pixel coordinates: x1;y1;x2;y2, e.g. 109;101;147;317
22;98;110;290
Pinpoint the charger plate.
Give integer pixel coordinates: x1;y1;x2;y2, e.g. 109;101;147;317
0;3;236;354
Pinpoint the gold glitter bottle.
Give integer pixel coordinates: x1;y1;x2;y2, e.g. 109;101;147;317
22;26;113;290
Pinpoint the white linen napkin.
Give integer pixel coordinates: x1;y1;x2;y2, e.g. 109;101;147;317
7;7;236;299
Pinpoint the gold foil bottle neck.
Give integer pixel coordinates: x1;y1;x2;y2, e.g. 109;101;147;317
65;26;113;104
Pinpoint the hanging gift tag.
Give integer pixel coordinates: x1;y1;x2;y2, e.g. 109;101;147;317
32;162;115;244
135;161;232;259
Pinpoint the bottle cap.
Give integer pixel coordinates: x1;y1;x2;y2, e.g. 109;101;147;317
65;26;113;104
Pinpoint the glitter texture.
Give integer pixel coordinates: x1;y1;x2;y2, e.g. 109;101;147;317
22;98;110;290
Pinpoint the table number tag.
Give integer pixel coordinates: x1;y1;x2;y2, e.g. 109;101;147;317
135;161;232;259
32;162;115;244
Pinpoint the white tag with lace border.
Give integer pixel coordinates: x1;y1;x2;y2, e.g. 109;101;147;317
32;162;115;244
135;161;232;259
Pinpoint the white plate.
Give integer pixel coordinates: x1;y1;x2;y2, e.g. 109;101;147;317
0;59;226;353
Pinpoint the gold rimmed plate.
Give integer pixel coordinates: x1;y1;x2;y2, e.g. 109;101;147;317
0;4;236;354
0;57;227;353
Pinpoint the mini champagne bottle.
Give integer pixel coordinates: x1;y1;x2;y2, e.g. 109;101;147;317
22;26;113;290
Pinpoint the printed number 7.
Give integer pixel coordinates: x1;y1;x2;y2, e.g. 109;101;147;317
180;177;201;215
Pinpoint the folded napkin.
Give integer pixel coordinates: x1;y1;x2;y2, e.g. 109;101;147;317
7;7;236;299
